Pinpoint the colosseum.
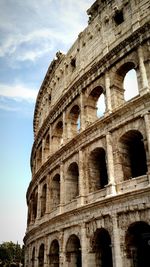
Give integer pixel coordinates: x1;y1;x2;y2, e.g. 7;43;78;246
24;0;150;266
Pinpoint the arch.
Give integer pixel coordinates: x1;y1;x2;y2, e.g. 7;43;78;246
52;120;63;151
31;247;35;267
91;228;113;267
51;174;60;209
68;105;80;137
66;162;79;202
125;221;150;267
124;69;139;101
119;130;147;180
49;239;59;267
41;184;47;217
66;234;82;267
112;62;138;108
38;243;44;267
88;148;108;193
85;86;105;124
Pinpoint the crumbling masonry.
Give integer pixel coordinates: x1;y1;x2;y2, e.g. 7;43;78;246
24;0;150;266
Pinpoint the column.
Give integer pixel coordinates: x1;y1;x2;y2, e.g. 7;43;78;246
36;183;41;220
42;138;45;163
144;113;150;183
49;124;53;154
112;214;123;267
105;72;112;113
63;111;67;144
81;223;88;267
60;163;65;212
80;92;85;131
106;132;116;195
78;150;86;206
138;46;149;93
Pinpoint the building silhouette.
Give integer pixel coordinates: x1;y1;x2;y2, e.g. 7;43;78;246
24;0;150;266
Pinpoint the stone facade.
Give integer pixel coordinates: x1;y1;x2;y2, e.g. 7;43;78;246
24;0;150;266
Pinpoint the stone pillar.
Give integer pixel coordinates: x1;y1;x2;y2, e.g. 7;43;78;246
105;72;112;113
81;223;88;267
60;163;65;212
138;46;149;94
63;111;67;144
106;133;116;195
112;214;123;267
44;238;49;267
78;150;86;206
80;92;85;131
36;183;41;220
144;113;150;183
42;138;45;164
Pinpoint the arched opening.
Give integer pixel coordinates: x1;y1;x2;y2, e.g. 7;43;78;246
124;69;139;101
38;244;44;267
119;130;147;180
91;228;113;267
66;162;79;202
51;174;60;210
49;239;59;267
112;62;138;108
31;247;35;267
69;105;80;137
86;87;105;124
125;221;150;267
52;121;63;151
41;184;47;217
66;235;81;267
88;148;108;193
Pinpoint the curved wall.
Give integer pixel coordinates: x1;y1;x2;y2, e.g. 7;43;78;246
24;0;150;267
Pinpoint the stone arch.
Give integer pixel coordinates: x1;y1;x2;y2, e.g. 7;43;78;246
66;162;79;202
88;147;108;193
41;183;47;217
31;247;35;267
91;228;113;267
119;130;147;180
125;221;150;267
51;173;60;210
37;144;42;170
52;120;63;150
68;104;80;137
49;239;60;267
66;234;82;267
111;61;138;108
38;243;44;267
85;86;105;124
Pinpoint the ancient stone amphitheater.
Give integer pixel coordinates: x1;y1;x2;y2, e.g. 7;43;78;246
24;0;150;266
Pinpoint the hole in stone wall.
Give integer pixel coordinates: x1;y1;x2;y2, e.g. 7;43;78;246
114;10;124;25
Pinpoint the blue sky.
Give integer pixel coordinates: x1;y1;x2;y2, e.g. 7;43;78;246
0;0;94;244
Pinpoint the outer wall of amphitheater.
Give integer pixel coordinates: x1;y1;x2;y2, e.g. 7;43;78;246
24;0;150;266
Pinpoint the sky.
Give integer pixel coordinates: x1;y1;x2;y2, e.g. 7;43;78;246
0;0;94;245
0;0;139;246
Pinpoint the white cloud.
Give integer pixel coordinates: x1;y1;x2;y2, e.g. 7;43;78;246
0;0;94;63
0;83;37;102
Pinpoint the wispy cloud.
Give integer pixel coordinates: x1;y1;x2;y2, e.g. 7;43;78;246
0;0;93;64
0;83;37;102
